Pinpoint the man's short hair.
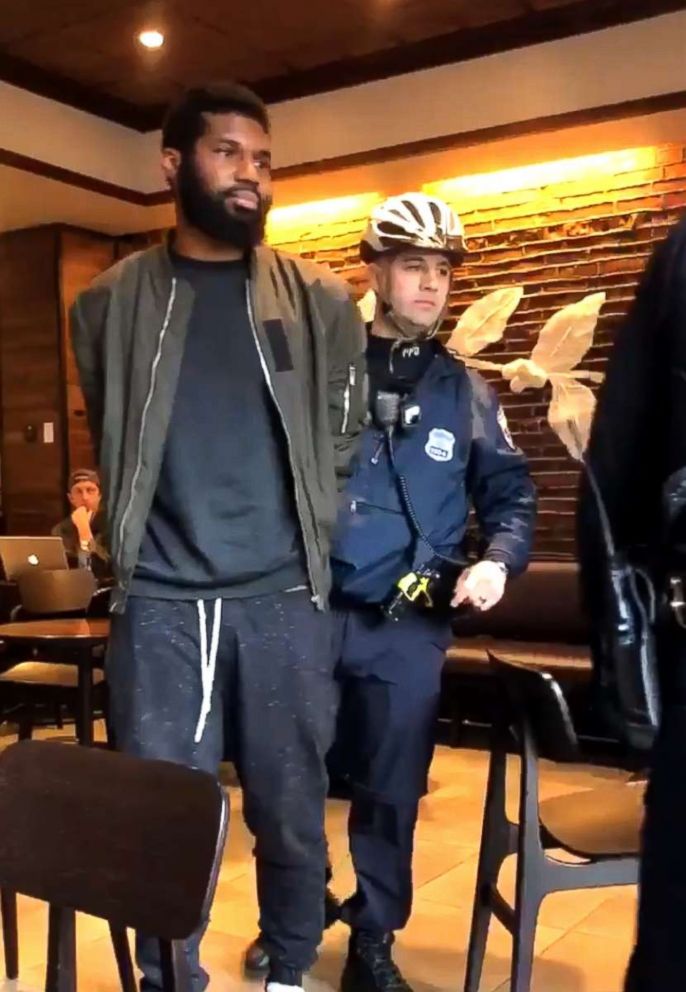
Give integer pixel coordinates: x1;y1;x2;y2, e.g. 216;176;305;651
68;469;100;491
162;82;270;156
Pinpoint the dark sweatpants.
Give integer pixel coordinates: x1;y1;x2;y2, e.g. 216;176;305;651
106;590;337;992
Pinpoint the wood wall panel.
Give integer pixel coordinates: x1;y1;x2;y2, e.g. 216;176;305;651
0;225;116;534
0;227;64;533
59;228;115;475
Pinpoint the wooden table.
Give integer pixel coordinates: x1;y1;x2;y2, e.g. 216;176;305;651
0;619;110;746
0;619;109;642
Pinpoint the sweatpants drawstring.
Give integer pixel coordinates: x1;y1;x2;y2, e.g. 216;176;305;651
195;598;222;743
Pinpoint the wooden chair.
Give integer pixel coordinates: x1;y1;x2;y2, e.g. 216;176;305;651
16;569;96;615
0;740;227;991
0;569;106;743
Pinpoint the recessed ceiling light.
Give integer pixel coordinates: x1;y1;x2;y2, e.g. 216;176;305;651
138;29;165;50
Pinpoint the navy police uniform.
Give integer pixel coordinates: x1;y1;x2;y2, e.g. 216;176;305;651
330;335;536;934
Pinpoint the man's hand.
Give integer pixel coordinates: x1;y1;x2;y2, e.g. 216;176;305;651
452;561;507;612
71;506;93;548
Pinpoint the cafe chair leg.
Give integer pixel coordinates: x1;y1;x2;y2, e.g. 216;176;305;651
109;924;136;992
45;905;76;992
1;888;18;979
17;704;34;741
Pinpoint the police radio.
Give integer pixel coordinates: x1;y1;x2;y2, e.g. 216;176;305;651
372;390;466;620
373;391;421;433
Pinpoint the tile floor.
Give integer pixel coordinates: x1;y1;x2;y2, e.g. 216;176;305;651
0;728;637;992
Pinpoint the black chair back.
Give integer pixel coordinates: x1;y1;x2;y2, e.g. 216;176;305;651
17;569;96;617
488;653;580;763
87;584;113;618
0;740;227;939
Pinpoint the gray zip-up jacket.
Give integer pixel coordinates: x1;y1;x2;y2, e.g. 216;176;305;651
71;242;367;613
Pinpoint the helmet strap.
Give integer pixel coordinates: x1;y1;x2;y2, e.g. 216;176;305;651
378;301;439;341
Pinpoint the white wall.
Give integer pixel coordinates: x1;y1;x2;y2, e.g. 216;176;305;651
0;164;170;234
0;83;147;189
6;104;686;236
271;106;686;207
267;10;686;169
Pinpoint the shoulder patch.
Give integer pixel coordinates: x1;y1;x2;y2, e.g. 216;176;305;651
497;406;516;450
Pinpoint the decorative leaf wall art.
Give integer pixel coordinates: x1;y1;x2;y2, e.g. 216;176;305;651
357;288;377;324
357;284;606;460
447;290;606;460
447;287;524;357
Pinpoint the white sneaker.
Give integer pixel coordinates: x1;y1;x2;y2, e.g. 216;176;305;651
266;983;305;992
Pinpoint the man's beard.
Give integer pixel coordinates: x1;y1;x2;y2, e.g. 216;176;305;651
177;157;270;250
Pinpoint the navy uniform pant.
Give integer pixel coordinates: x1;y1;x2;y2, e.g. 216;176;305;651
331;607;452;933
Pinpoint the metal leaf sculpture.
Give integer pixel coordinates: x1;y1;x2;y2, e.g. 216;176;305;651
445;290;606;461
531;292;606;374
547;377;597;462
446;287;524;357
357;274;605;460
357;288;377;324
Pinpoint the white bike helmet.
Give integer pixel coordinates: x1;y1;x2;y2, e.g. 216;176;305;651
360;193;466;339
360;193;466;264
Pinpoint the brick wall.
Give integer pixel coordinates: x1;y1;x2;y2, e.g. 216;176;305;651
269;143;686;558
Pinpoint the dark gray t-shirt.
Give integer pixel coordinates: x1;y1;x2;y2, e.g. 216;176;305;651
132;253;306;599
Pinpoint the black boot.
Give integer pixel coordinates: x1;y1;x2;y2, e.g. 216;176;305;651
243;888;342;976
341;931;413;992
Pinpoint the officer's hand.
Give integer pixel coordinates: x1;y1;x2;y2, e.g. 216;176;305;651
452;561;507;612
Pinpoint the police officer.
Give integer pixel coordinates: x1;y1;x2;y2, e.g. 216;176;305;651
579;212;686;992
244;193;536;990
330;193;536;992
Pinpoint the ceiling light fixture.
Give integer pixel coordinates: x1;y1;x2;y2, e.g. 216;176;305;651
138;29;165;50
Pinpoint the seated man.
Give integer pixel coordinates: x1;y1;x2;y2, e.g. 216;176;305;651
52;469;110;579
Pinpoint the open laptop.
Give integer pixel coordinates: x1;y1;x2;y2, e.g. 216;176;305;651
0;537;68;581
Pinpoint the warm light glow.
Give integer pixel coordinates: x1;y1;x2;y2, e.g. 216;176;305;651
264;147;661;250
426;148;652;200
267;193;380;244
138;29;165;50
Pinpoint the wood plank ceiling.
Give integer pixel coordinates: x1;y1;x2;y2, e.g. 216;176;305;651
0;0;684;130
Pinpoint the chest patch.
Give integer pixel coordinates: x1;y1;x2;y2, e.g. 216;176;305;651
425;428;455;463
